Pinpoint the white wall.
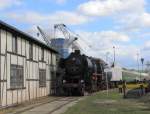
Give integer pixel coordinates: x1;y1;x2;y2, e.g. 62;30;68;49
0;28;57;107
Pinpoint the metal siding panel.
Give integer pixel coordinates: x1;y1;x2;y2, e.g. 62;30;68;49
1;83;7;106
46;65;49;80
30;82;34;99
17;37;21;55
33;62;36;79
37;46;39;61
52;53;56;65
22;89;26;102
23;58;26;88
46;50;48;64
26;41;29;59
11;55;17;65
49;52;51;65
1;29;6;54
44;49;46;62
35;45;38;61
30;62;33;79
34;81;36;98
22;39;25;56
39;62;42;69
46;65;49;95
43;63;46;69
17;90;22;103
39;47;41;61
7;91;12;106
12;90;17;104
7;32;12;52
18;56;23;65
7;54;10;89
26;61;30;100
1;56;6;80
33;44;36;61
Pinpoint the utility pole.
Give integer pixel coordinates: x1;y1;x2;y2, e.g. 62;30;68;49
141;58;144;81
105;52;110;97
113;46;116;67
137;53;140;80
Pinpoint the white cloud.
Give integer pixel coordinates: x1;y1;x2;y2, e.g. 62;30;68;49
142;40;150;51
0;0;22;10
74;30;140;67
8;11;91;25
75;30;130;56
96;31;130;42
78;0;145;17
78;30;130;44
78;0;150;31
140;12;150;27
117;12;150;31
138;41;150;65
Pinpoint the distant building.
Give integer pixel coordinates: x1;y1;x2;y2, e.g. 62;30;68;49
0;20;58;107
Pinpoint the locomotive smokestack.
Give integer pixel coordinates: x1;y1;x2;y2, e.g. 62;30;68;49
74;50;80;55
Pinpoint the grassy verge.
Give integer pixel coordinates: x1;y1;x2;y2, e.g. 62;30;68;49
63;90;150;114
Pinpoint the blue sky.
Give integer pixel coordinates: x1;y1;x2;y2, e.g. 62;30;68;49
1;0;150;69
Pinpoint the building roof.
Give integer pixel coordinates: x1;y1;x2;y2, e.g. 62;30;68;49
0;20;58;53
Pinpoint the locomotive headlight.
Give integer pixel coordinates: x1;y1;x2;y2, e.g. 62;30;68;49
80;80;84;83
63;80;66;83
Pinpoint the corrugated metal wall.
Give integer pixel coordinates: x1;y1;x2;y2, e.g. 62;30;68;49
0;28;57;108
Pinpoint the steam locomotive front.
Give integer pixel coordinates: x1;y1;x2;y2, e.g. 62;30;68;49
65;56;83;76
62;50;87;95
64;50;85;76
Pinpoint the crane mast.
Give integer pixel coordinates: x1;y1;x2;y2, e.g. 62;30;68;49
37;26;51;46
37;24;83;58
54;24;78;49
54;24;71;39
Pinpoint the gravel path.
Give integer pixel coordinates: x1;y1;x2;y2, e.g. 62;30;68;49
8;97;82;114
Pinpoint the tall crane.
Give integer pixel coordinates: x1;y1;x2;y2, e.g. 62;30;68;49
37;24;83;57
54;24;79;50
37;26;52;46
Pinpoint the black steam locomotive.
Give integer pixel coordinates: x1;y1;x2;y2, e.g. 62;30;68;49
60;50;106;96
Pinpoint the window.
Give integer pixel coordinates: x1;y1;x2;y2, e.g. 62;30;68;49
29;42;33;59
41;48;44;61
10;65;24;89
39;69;46;87
12;35;17;53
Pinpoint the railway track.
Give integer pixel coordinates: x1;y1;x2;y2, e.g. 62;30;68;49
48;97;80;114
11;97;82;114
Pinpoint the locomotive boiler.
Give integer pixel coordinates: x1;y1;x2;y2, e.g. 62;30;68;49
61;50;105;96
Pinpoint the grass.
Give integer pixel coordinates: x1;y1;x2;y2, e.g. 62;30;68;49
118;83;148;89
63;90;150;114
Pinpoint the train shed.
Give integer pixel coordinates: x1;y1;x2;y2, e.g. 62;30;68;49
0;20;58;108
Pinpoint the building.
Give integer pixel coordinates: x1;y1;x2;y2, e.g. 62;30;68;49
0;20;58;108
